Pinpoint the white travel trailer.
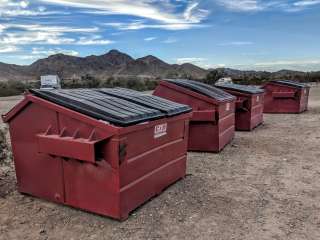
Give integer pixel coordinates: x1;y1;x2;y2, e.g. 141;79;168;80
216;77;233;85
40;75;61;89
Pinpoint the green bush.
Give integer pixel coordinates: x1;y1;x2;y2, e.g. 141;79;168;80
0;81;39;97
0;77;159;97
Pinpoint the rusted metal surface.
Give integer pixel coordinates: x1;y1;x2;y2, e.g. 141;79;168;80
153;79;236;152
2;89;192;220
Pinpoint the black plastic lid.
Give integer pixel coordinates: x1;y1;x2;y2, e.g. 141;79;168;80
271;80;309;89
30;88;191;126
98;88;191;117
215;83;264;94
165;79;235;102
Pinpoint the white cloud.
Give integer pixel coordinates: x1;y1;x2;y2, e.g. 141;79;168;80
40;0;204;23
2;23;99;33
176;57;215;68
254;59;320;66
31;47;79;56
76;36;114;45
0;45;19;53
176;57;207;64
0;23;102;46
163;37;178;43
294;0;320;6
104;20;207;30
217;0;263;11
18;55;39;60
183;2;210;23
213;63;226;68
40;0;209;30
20;1;29;8
0;0;61;17
218;41;254;46
216;0;320;12
0;24;5;33
0;31;75;45
144;37;157;41
216;59;320;71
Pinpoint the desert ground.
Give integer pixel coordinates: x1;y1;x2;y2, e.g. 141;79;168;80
0;87;320;240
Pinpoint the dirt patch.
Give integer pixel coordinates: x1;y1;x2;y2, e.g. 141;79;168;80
0;88;320;240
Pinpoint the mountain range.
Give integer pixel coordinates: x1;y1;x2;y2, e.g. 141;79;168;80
0;50;208;82
0;49;319;82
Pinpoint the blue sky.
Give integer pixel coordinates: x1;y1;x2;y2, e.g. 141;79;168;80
0;0;320;71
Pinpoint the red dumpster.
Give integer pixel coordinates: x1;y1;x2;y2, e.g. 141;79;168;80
2;88;192;220
215;83;265;131
263;80;310;113
153;79;236;152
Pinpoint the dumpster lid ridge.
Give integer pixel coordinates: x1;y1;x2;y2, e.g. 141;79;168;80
97;88;191;117
30;88;191;126
164;79;236;102
215;83;265;94
271;80;309;89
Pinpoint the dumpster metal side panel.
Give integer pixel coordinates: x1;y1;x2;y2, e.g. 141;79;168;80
60;114;190;220
219;89;264;131
188;123;219;152
118;116;189;219
119;119;187;187
120;155;186;219
299;87;310;112
154;81;235;152
56;112;121;218
5;94;191;220
263;83;308;113
8;103;65;203
249;94;265;130
63;159;121;219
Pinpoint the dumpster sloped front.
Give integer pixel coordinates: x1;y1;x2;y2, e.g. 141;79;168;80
215;83;265;131
153;79;236;152
2;88;192;220
263;80;310;113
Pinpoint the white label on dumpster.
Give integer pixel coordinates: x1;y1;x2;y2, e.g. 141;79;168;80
154;123;167;138
257;96;260;102
226;103;230;111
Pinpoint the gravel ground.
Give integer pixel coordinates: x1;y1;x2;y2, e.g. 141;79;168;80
0;87;320;240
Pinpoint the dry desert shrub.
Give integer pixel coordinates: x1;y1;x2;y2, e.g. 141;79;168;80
0;127;10;163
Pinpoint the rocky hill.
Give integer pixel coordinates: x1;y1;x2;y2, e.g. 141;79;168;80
0;50;208;81
211;68;320;83
1;50;319;83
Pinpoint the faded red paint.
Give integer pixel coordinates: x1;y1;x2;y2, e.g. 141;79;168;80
153;81;236;152
216;88;264;131
2;93;191;221
263;82;310;113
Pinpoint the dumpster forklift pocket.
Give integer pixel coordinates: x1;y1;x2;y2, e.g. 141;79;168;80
37;133;111;163
236;99;249;112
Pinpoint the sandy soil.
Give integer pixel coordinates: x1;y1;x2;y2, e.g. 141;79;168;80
0;87;320;240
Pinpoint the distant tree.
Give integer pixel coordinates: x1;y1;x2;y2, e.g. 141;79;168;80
204;70;223;84
82;74;100;88
145;79;158;90
181;73;192;79
166;72;179;79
